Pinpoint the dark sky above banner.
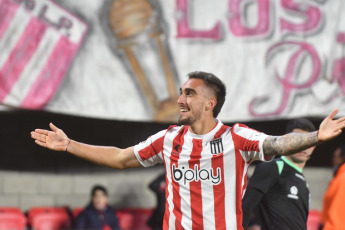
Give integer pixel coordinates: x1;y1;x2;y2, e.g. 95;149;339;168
0;0;344;122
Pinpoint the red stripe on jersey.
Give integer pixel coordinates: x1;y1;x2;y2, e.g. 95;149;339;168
212;125;229;230
232;124;260;152
231;126;247;230
235;151;245;230
189;139;204;229
166;126;188;230
138;136;164;162
234;123;271;161
162;152;170;230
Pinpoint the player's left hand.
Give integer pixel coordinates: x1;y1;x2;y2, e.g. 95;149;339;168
318;109;345;142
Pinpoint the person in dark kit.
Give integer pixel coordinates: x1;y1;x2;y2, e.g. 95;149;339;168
147;172;166;230
75;185;121;230
242;118;317;230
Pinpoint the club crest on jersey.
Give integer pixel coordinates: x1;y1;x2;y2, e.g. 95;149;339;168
210;138;223;155
172;164;221;185
287;186;299;200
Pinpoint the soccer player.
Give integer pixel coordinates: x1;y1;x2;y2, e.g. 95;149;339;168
242;118;317;230
31;71;345;230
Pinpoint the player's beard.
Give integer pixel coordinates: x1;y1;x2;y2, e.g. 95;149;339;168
178;106;203;126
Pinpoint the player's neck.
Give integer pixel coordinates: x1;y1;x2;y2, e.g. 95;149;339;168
189;117;217;135
294;162;306;170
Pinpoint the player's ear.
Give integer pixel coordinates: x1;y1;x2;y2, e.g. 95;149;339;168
205;98;217;112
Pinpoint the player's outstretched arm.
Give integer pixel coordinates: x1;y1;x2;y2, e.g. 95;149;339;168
263;109;345;157
30;123;142;169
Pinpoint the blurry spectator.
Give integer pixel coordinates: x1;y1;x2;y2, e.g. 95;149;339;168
319;145;345;230
147;172;166;230
75;185;121;230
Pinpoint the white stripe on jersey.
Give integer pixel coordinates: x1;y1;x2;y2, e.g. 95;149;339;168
178;133;193;229
223;130;238;229
163;128;180;230
164;157;176;230
200;143;216;230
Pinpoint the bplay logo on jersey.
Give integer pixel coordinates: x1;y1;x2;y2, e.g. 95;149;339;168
172;164;221;185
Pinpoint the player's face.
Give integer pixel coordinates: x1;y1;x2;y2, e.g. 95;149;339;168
289;128;315;164
177;78;209;125
92;190;108;210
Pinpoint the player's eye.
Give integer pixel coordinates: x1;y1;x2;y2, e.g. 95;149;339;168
186;90;194;96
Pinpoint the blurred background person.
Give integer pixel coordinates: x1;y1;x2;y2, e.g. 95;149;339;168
147;172;166;230
242;118;316;230
319;145;345;230
75;185;121;230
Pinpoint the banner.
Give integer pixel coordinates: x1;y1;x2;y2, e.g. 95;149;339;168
0;0;344;122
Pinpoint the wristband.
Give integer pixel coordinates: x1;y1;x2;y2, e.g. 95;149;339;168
65;139;71;152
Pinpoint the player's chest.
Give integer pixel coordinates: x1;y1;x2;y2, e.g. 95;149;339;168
276;172;309;201
164;137;233;162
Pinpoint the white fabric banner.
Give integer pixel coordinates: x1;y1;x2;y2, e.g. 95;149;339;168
0;0;345;122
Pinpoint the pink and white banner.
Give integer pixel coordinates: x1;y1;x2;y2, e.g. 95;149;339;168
0;0;87;109
0;0;344;122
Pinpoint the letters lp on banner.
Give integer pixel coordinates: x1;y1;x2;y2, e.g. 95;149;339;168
0;0;88;109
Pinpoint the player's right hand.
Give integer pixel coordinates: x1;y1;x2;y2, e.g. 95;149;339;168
31;123;70;151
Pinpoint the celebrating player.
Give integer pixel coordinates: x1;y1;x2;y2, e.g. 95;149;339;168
31;71;345;230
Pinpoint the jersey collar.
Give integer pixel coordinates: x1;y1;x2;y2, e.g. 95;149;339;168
187;119;223;142
281;156;303;173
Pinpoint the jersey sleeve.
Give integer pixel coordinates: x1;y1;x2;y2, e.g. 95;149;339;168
134;129;166;167
247;160;280;193
231;123;270;162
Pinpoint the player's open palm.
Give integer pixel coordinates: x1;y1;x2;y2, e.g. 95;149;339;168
31;123;70;151
318;109;345;142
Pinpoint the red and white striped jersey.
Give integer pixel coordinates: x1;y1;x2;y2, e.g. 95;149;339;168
134;120;269;230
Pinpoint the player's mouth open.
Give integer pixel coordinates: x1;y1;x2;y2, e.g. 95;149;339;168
180;108;190;113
